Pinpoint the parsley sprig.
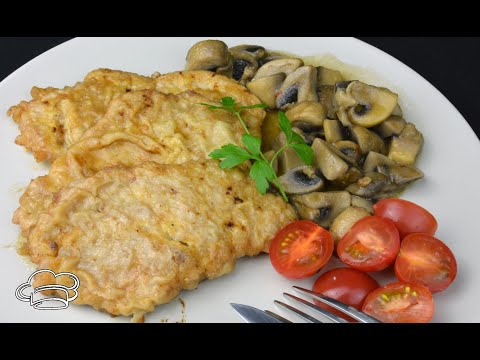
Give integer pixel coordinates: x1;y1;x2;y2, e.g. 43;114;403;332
201;97;314;202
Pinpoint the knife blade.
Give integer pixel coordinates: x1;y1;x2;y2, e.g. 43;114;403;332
230;303;290;323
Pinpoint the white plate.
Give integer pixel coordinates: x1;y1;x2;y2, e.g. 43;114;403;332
0;37;479;323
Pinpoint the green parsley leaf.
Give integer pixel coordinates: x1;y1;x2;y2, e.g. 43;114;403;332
208;144;252;169
208;144;250;159
291;143;315;166
278;111;293;143
221;97;236;107
202;97;315;203
218;157;248;169
249;160;274;195
242;134;262;157
291;131;306;145
253;176;269;195
259;160;276;181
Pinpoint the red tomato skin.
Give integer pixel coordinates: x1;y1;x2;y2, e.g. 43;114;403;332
313;268;379;320
337;216;400;272
362;282;434;323
395;233;457;292
269;220;334;279
373;198;438;238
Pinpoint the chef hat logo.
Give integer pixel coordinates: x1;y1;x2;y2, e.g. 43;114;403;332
15;269;80;310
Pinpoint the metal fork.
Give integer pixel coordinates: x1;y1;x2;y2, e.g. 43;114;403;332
232;286;380;323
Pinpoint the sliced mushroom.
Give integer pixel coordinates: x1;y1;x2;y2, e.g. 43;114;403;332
277;148;304;176
317;85;336;119
264;149;279;174
272;132;303;175
351;195;374;214
372;115;406;138
332;140;362;164
312;138;349;181
317;66;344;86
331;167;363;188
276;165;325;195
324;119;345;143
363;151;395;173
350;125;386;155
377;164;424;186
229;45;266;60
334;81;356;109
247;73;286;109
291;191;351;228
334;81;356;126
261;111;281;152
330;206;370;244
388;123;423;165
318;138;357;163
345;172;391;198
276;66;318;109
229;48;258;84
336;109;352;127
303;131;325;146
346;81;398;128
259;54;286;67
254;58;303;80
285;101;326;131
186;40;230;71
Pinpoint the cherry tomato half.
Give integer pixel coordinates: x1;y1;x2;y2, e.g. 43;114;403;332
395;233;457;292
362;282;434;323
313;267;379;320
337;216;400;272
269;220;334;279
373;198;438;238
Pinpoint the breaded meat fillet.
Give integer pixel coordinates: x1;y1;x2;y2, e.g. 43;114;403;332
8;69;155;162
153;70;264;136
7;69;264;162
14;133;176;237
27;160;297;318
14;90;251;237
80;89;258;148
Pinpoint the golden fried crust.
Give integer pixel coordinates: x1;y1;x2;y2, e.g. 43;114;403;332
13;133;166;237
8;69;156;162
154;70;264;137
14;90;248;237
28;160;297;317
81;90;248;151
7;69;265;162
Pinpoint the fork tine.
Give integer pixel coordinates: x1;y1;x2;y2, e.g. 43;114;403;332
264;310;292;323
274;300;323;323
293;286;380;323
283;293;349;323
